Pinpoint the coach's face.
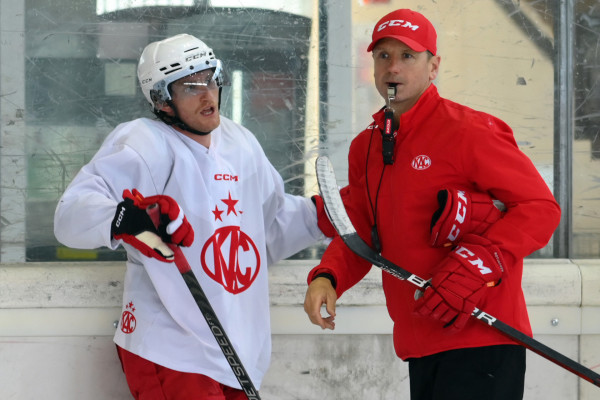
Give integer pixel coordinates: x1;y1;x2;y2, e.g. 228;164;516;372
372;38;440;115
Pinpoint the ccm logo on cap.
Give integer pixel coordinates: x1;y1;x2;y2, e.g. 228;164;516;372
377;19;420;32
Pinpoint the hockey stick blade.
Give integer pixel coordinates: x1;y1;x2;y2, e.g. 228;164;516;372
315;155;600;388
146;204;261;399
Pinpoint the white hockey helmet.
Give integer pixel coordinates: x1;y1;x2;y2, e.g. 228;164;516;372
138;34;225;107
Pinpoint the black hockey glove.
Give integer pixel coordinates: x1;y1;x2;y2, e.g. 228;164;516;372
111;189;194;262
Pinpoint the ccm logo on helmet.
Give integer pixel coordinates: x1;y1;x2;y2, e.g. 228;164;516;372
377;19;420;32
185;51;208;62
215;174;238;181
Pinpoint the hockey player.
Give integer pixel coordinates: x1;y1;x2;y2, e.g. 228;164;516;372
54;33;330;399
304;9;561;400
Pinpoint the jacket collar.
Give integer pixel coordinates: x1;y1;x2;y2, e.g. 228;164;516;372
371;84;440;132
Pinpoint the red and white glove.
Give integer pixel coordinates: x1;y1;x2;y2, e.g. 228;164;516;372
312;186;350;238
429;188;504;247
312;195;337;238
414;234;505;332
111;189;194;262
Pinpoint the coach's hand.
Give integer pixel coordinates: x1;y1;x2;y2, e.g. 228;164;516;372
430;188;504;247
414;234;504;332
304;276;338;330
111;189;194;262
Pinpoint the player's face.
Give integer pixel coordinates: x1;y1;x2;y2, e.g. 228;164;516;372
372;38;440;114
168;70;221;133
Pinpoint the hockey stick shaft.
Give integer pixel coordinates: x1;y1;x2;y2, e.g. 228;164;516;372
146;204;261;399
315;156;600;388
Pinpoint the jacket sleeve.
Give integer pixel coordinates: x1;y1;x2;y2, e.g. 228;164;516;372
463;115;561;267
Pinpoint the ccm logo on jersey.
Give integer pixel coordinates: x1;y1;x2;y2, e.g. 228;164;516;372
214;174;238;181
377;19;420;33
454;246;494;275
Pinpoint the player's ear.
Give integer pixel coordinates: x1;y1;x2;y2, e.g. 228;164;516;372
158;103;176;117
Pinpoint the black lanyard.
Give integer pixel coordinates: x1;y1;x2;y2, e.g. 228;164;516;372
366;124;389;254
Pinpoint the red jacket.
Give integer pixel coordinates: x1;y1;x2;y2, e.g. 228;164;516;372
310;84;561;360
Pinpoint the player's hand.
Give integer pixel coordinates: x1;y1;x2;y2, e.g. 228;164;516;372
133;189;194;247
111;189;194;262
414;234;505;332
312;195;337;238
430;188;504;247
312;186;350;238
304;277;338;330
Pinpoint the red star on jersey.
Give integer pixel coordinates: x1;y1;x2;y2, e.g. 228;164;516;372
212;205;224;221
221;192;239;216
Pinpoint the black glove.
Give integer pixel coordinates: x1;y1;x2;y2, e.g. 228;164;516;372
111;189;194;262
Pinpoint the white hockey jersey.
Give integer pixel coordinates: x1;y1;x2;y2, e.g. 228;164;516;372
54;117;322;389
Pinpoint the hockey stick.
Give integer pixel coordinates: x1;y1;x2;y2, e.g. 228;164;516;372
146;204;261;400
315;155;600;388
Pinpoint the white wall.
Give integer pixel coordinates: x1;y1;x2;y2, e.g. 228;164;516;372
1;259;599;399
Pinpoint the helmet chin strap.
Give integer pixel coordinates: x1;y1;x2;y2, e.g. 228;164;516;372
172;119;212;136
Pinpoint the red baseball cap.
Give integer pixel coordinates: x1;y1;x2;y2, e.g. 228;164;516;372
367;9;437;55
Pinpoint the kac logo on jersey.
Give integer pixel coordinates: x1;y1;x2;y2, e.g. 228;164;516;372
411;155;431;170
120;301;137;334
201;226;260;294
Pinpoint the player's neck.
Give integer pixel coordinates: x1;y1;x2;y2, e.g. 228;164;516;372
175;126;212;148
